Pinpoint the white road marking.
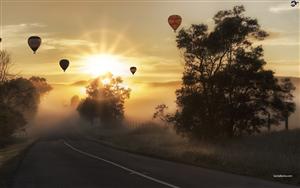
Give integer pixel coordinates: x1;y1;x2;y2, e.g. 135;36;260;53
63;140;180;188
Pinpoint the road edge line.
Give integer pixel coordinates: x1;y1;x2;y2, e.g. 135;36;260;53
63;140;180;188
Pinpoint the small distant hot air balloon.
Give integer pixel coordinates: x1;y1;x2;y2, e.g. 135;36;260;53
291;0;299;7
28;36;41;54
168;15;182;32
130;66;137;75
59;59;69;72
0;38;2;43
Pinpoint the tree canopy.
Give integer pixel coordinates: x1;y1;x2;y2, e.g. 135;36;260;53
77;73;131;126
0;50;51;140
29;76;53;95
168;6;295;139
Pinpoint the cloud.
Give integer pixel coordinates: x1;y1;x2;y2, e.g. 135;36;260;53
2;23;96;50
2;23;48;48
146;81;181;88
267;31;282;39
255;38;300;46
266;61;300;78
3;23;46;32
70;80;90;86
269;3;300;13
253;30;300;46
42;39;96;50
256;40;300;46
2;23;47;37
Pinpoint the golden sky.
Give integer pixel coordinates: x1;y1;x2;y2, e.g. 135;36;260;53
0;1;299;120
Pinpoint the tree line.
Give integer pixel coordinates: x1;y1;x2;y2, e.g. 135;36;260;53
74;6;295;140
0;50;52;146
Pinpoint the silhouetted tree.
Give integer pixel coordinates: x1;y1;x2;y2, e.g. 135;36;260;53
29;76;52;95
0;78;40;120
0;50;15;83
77;97;99;125
170;6;295;139
77;73;130;126
0;51;50;143
153;104;170;122
272;78;296;130
0;104;26;140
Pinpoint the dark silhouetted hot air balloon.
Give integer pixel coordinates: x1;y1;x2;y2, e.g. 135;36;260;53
130;66;137;75
59;59;69;72
168;15;182;32
28;36;41;54
0;38;2;43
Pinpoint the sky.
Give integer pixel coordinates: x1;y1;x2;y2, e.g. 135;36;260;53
0;0;299;121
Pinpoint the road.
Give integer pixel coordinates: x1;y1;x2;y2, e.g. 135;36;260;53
12;133;297;188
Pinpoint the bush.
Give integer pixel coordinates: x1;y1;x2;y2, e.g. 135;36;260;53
0;104;26;140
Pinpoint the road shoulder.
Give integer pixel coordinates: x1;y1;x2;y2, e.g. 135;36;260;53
0;139;36;188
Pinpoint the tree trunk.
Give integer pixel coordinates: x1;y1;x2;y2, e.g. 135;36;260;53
90;118;94;126
285;116;289;130
227;117;234;138
267;113;271;132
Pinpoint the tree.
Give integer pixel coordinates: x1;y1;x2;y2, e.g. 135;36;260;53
77;97;100;125
29;76;52;95
0;51;49;144
77;73;131;126
171;6;295;139
0;50;14;83
0;104;26;140
153;104;170;122
272;78;296;130
0;78;40;120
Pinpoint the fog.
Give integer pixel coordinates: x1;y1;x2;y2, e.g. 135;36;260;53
28;78;300;133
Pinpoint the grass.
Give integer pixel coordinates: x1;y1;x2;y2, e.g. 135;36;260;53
80;122;300;186
0;138;35;188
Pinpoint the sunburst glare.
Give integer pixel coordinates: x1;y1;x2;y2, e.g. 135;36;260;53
69;29;139;77
82;53;128;77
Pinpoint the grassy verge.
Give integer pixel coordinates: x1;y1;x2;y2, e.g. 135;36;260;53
80;123;300;186
0;138;35;188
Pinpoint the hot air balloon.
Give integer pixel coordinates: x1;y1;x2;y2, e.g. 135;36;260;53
59;59;69;72
28;36;41;54
168;15;182;32
291;0;299;7
0;38;2;43
130;66;137;75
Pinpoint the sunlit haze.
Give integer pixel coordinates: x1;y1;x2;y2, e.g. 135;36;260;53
1;1;299;121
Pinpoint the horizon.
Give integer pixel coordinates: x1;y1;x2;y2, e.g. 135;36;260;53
1;2;300;187
1;1;299;121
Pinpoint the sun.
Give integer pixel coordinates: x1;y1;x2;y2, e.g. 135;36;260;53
82;53;128;77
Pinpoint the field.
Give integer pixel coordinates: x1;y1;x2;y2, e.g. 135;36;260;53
80;123;300;186
0;138;35;187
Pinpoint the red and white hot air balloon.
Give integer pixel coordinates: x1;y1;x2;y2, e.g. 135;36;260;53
168;15;182;32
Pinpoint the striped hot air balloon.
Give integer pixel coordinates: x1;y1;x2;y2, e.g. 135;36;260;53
168;15;182;32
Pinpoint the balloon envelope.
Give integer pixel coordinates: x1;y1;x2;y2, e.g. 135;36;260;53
168;15;182;32
28;36;41;54
59;59;69;72
130;67;137;75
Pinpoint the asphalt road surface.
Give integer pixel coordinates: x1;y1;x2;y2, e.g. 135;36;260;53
12;133;298;188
